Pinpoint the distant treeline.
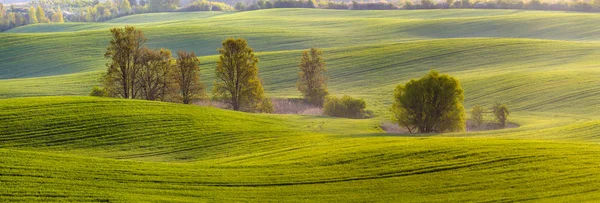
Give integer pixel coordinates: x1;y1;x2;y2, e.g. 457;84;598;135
3;0;600;31
0;0;234;31
238;0;600;11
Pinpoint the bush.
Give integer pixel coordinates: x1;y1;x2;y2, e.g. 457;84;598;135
391;70;466;133
90;86;108;97
323;95;370;119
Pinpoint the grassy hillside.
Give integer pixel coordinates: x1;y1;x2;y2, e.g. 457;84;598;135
2;10;600;115
2;9;600;202
2;97;600;202
3;38;600;116
4;9;600;79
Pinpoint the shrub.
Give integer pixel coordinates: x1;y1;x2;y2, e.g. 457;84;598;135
323;95;370;119
90;86;108;97
391;70;466;133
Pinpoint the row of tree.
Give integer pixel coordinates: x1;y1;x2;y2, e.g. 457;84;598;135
0;0;230;31
98;26;370;116
0;4;64;31
98;26;273;112
98;26;205;104
98;27;510;133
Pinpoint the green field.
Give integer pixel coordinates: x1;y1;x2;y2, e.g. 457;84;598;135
2;8;600;202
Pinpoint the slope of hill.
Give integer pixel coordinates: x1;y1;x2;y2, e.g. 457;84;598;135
2;97;600;202
4;9;600;79
2;9;600;202
2;38;600;116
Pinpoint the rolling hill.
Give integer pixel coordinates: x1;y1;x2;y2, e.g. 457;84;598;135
2;97;600;202
2;8;600;202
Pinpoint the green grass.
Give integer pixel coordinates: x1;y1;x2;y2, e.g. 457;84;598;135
2;97;600;202
2;8;600;202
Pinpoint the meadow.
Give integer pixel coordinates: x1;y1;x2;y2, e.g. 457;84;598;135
1;8;600;202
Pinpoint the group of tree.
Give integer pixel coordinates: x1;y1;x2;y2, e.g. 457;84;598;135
390;70;511;133
471;103;510;128
97;26;272;112
96;27;505;132
0;4;63;31
0;0;231;31
295;47;371;119
99;26;205;104
181;0;235;11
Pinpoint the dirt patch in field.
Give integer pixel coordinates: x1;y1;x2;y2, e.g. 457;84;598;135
195;98;323;115
465;120;519;132
381;120;519;134
271;99;323;115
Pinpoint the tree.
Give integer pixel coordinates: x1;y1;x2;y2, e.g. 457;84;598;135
36;6;48;23
297;48;328;106
120;0;132;14
174;51;205;104
461;0;471;7
235;2;246;10
102;7;112;19
138;48;175;101
0;3;4;19
265;0;273;8
148;0;165;11
492;102;509;127
28;7;38;24
470;105;484;127
213;38;268;112
103;26;147;99
391;70;466;133
51;6;64;23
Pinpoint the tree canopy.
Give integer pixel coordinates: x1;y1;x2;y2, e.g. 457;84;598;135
493;102;510;127
213;38;270;113
174;51;205;104
297;48;328;107
391;70;466;133
103;26;147;99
